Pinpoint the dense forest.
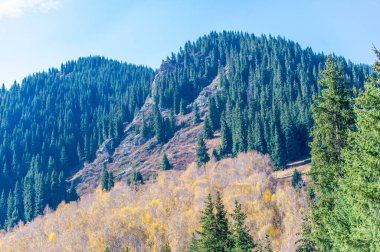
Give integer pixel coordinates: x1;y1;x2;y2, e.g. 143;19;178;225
151;31;369;167
0;57;155;229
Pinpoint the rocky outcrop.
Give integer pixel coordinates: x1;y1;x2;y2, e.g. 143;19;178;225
72;66;221;195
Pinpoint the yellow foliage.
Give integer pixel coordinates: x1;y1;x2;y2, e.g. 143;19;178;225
0;152;306;252
48;232;56;242
263;189;272;204
268;226;279;237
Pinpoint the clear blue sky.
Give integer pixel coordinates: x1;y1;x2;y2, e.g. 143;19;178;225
0;0;379;88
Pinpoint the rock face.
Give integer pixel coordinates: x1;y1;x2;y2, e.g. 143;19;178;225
72;64;221;195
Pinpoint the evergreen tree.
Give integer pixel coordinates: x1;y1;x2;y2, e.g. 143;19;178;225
231;201;256;251
133;171;144;185
331;50;380;251
208;97;219;131
5;191;18;229
179;98;186;115
34;173;45;217
107;171;114;191
67;181;79;202
161;153;171;171
140;116;150;138
291;169;302;191
189;233;200;252
203;115;214;139
214;191;232;251
0;191;5;229
153;105;165;143
100;167;109;191
23;176;34;222
193;103;200;125
220;113;232;156
197;194;218;250
303;55;355;250
196;135;210;167
270;126;287;169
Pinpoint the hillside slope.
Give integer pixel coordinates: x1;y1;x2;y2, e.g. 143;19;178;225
0;152;309;252
72;65;221;195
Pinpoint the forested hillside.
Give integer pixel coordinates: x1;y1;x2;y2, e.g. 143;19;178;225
151;32;369;167
0;57;155;229
0;32;371;232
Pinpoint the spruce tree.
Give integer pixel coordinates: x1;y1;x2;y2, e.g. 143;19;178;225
67;181;79;202
189;233;200;252
303;55;355;250
161;153;171;171
107;171;114;191
291;169;302;190
214;191;232;251
180;98;186;115
193;103;200;125
197;194;218;251
203;115;214;139
100;167;109;191
133;171;144;184
0;191;5;229
331;50;380;251
23;176;34;222
220;113;232;156
196;135;210;167
231;201;256;251
153;105;165;143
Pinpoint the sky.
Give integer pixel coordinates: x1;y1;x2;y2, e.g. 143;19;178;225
0;0;379;88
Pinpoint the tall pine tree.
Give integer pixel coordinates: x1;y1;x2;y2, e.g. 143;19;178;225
302;55;354;250
331;50;380;251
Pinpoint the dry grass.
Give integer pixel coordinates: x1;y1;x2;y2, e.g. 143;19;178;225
0;152;307;252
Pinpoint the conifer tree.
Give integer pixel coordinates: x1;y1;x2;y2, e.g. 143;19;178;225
196;135;210;167
33;173;45;217
331;50;380;251
140;116;150;138
67;181;79;202
197;194;218;250
193;103;200;125
153;105;165;143
214;191;232;251
23;176;34;222
291;169;302;191
100;167;109;191
107;171;114;191
303;55;355;250
220;113;232;155
0;191;5;229
180;98;186;115
203;115;214;139
189;233;200;252
161;153;171;171
231;201;256;251
133;171;144;184
208;97;219;131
